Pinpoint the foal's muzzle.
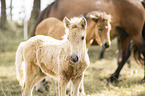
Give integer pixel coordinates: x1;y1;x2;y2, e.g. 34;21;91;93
102;42;110;48
70;55;79;63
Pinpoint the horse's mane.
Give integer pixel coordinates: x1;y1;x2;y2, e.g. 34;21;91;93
30;1;56;36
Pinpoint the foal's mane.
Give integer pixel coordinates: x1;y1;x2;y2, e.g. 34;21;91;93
86;11;111;22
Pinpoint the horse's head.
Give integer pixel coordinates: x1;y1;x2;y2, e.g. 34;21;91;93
63;17;87;63
90;12;111;48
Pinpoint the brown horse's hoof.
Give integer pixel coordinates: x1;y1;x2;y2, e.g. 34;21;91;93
107;75;119;83
140;78;145;83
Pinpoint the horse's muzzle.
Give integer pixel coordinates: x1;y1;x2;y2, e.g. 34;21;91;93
70;55;79;63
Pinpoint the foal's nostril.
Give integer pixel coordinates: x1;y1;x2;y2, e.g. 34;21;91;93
70;55;79;63
104;43;110;48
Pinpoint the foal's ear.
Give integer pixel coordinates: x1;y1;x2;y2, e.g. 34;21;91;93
90;15;99;22
80;17;87;29
63;17;70;28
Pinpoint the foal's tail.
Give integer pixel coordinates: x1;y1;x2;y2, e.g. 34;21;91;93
15;42;26;87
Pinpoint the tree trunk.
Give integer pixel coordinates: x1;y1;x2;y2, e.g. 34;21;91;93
0;0;7;28
28;0;41;36
10;0;13;21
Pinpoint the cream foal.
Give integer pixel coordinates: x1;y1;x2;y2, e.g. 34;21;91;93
15;17;90;96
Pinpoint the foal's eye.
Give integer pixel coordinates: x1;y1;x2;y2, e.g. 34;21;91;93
81;36;85;40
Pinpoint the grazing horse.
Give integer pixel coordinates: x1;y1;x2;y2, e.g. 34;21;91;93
30;0;145;83
15;17;90;96
35;11;111;94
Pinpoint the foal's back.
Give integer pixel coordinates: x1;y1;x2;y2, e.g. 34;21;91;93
23;35;65;66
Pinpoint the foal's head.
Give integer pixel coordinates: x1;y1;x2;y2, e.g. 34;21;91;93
90;11;111;48
63;17;87;63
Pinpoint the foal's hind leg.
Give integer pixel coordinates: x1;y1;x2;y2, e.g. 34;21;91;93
22;62;46;96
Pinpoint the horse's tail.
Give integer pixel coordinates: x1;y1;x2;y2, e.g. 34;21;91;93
133;46;144;67
141;1;145;8
15;42;26;87
133;23;145;67
30;1;55;37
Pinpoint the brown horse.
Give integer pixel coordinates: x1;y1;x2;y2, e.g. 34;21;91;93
36;11;112;49
100;0;145;60
31;0;145;83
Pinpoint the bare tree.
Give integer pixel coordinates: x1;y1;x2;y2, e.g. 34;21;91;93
28;0;41;36
0;0;7;28
10;0;13;21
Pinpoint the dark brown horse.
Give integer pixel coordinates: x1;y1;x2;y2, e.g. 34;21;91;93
100;0;145;69
31;0;145;83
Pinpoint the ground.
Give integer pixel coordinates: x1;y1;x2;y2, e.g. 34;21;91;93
0;25;145;96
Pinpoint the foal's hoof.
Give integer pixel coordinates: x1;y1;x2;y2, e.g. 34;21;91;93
140;78;145;83
107;75;119;83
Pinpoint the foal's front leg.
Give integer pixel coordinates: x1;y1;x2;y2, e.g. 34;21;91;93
71;74;83;96
79;76;86;95
58;76;69;96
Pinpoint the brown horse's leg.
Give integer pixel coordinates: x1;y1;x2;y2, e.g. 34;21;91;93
117;38;131;68
107;27;131;82
99;48;106;59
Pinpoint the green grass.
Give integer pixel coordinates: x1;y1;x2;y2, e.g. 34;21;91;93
0;26;145;96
